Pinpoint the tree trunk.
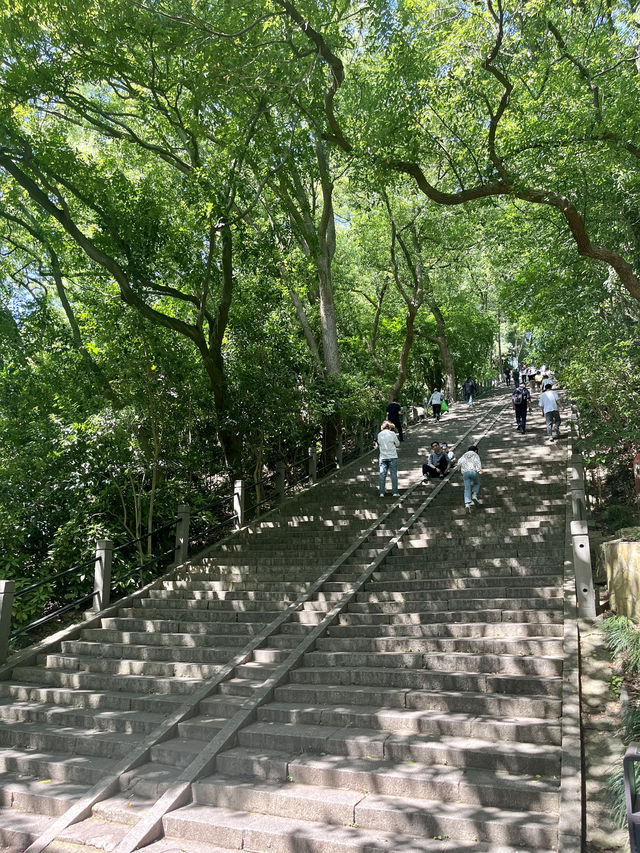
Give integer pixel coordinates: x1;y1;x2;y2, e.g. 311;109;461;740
429;301;456;401
315;138;341;376
390;304;418;401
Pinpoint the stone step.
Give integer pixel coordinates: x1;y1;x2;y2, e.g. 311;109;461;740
60;639;239;663
237;721;561;776
177;714;229;741
234;661;280;680
46;813;132;851
82;624;263;645
253;647;292;664
337;608;563;625
345;598;563;614
150;736;208;768
160;582;312;595
218;678;270;698
216;745;560;812
0;699;163;735
382;554;563;568
195;773;558;847
302;650;562;677
257;701;561;744
37;653;223;680
162;801;557;852
0;720;143;760
0;682;187;714
0;806;53;852
364;574;562;592
288;665;562;697
131;596;296;611
119;761;183;799
11;666;203;696
185;568;325;582
0;748;116;784
146;592;292;610
199;693;250;718
100;614;274;631
323;621;564;639
315;636;563;655
0;771;92;816
369;564;562;580
354;586;562;602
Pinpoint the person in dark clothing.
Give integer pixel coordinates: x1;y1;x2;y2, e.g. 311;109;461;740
504;367;511;386
512;366;520;385
386;399;403;441
422;441;451;482
512;383;531;433
461;377;477;407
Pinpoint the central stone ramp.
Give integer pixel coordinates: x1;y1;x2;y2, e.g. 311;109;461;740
147;406;566;852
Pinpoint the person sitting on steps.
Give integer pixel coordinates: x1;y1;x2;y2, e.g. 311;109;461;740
422;440;451;483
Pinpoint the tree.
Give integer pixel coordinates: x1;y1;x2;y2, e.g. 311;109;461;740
278;0;640;302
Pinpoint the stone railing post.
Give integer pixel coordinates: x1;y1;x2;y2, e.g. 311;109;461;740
571;519;596;618
308;445;317;484
357;426;364;456
276;460;286;502
174;504;190;566
93;539;114;612
336;425;343;468
233;480;245;528
569;454;586;521
0;580;15;664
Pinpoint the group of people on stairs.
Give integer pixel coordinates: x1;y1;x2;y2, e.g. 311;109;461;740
377;373;563;505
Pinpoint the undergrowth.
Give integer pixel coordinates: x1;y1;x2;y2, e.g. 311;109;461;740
603;615;640;828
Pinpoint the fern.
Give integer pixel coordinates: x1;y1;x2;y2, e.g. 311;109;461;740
603;615;640;676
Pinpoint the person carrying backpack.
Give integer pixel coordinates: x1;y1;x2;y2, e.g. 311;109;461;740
512;383;531;433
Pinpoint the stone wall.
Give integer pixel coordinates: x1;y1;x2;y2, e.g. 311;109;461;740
602;537;640;620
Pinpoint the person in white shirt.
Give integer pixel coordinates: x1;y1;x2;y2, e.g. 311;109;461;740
539;384;561;442
456;445;483;512
428;389;445;421
377;420;400;497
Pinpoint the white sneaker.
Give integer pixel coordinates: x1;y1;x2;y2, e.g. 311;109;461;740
472;496;480;505
465;504;472;513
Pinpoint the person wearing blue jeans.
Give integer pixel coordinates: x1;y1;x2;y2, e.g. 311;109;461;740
377;420;400;496
456;445;483;513
462;377;476;407
512;383;531;433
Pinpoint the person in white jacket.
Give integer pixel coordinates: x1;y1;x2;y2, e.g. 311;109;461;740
457;445;483;512
377;420;400;497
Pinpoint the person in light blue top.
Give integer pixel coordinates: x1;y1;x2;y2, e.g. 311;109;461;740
377;420;400;497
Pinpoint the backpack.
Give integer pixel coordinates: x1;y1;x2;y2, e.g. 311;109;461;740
513;388;525;405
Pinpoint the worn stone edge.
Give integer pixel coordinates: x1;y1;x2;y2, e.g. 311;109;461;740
558;407;586;851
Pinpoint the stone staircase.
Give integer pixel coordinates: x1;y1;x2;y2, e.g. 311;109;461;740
0;394;574;853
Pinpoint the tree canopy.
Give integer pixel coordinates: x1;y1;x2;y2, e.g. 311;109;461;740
1;0;638;598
